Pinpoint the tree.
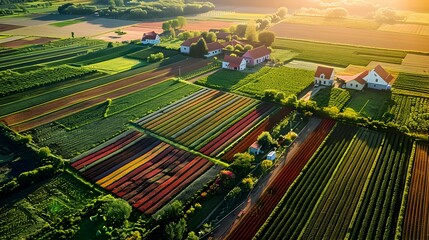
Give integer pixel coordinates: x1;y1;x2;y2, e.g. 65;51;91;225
165;218;187;240
258;31;276;46
257;131;277;148
205;32;217;43
242;175;256;190
71;32;74;38
374;7;398;23
235;23;247;37
162;21;171;32
158;200;183;223
170;19;180;29
245;22;258;42
107;42;113;48
230;152;254;176
114;0;124;7
57;2;73;14
261;160;273;173
186;231;199;240
189;38;208;58
177;16;187;28
234;44;244;52
101;197;132;226
276;7;288;18
38;147;51;159
259;18;270;30
224;45;234;51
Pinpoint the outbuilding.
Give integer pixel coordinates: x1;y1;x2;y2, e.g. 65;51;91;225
249;141;262;155
267;151;276;160
222;55;246;71
141;31;160;45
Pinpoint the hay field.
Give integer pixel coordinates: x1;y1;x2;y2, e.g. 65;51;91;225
282;15;380;29
378;23;429;36
269;22;429;52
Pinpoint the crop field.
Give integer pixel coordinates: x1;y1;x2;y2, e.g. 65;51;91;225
378;23;429;36
402;54;429;69
137;88;280;156
272;38;407;67
270;22;429;52
403;142;429;240
28;80;200;158
311;88;351;109
85;57;145;74
0;36;57;48
198;66;314;98
49;19;84;27
283;15;381;29
0;39;106;71
389;94;429;133
257;126;413;240
1;58;209;132
71;131;212;214
393;73;429;98
226;119;336;240
0;172;100;239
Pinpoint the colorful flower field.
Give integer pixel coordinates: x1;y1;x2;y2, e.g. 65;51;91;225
137;89;285;158
71;130;213;214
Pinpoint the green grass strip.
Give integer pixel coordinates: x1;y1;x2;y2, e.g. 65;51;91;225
129;123;229;168
298;129;359;238
344;132;387;240
394;141;417;240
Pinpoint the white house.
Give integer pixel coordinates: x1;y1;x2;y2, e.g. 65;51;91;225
204;42;224;58
249;141;262;155
180;36;202;54
242;45;270;66
314;66;335;86
222;55;246;71
267;151;276;160
141;31;160;45
363;65;393;90
338;70;368;91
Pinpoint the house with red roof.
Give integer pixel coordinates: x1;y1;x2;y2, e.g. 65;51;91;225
363;65;393;90
141;31;160;45
337;70;368;91
314;66;335;86
222;55;246;71
216;32;232;41
222;39;245;47
180;36;202;54
204;42;224;58
242;45;270;66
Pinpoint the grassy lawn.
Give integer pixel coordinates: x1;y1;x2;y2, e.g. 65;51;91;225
272;38;407;67
237;66;315;97
187;194;224;230
0;172;101;239
196;68;263;91
345;89;391;119
85;57;147;74
311;87;351;109
270;49;299;63
49;19;84;27
29;80;201;158
155;39;182;50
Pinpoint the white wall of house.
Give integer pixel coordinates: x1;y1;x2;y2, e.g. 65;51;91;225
314;77;334;86
204;49;222;58
180;46;190;54
245;54;270;66
344;80;365;90
363;70;390;90
222;59;246;70
142;35;160;45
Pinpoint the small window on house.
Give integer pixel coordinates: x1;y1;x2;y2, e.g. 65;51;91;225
356;84;358;87
375;79;378;82
374;73;376;76
323;81;326;84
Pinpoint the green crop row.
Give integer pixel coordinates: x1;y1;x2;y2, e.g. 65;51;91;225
393;73;429;98
0;65;97;97
311;88;351;110
389;94;429;133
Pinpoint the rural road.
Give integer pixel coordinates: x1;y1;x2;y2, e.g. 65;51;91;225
1;58;210;132
212;117;323;239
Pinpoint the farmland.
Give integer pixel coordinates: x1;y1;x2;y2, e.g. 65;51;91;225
310;88;351;109
269;22;429;52
345;90;391;119
0;172;101;240
226;119;335;240
71;131;213;214
29;80;200;158
197;66;314;98
403;142;429;240
257;126;413;240
389;94;429;133
272;38;407;67
393;72;429;98
137;88;282;157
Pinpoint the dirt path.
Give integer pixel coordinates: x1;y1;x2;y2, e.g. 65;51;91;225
1;58;210;131
212;117;323;239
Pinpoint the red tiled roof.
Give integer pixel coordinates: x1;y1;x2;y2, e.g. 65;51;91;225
223;55;244;68
250;141;262;149
207;42;224;52
181;36;202;47
374;65;393;83
142;31;158;40
216;32;231;39
314;66;334;78
222;40;245;47
337;70;368;85
242;45;270;60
